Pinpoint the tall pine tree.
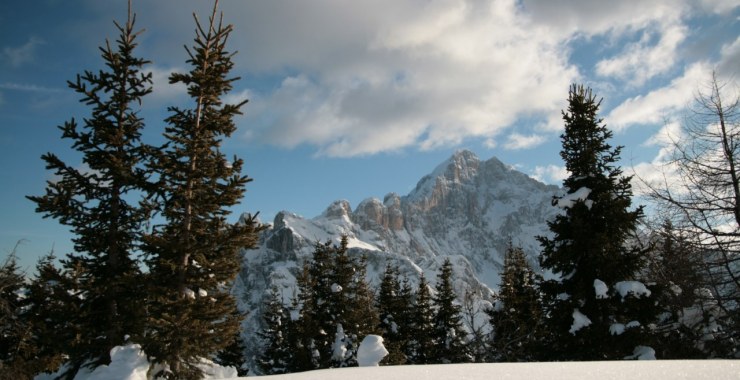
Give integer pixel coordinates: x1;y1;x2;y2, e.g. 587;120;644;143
26;4;151;371
538;84;658;360
141;3;262;378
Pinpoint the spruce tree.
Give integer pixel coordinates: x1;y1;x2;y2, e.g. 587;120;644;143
214;311;249;377
0;252;36;378
257;286;291;375
294;240;337;369
141;3;262;378
26;254;87;379
646;221;707;359
407;273;435;364
293;237;379;369
487;244;543;362
538;84;658;360
26;5;151;370
377;264;409;364
431;259;469;363
337;253;379;367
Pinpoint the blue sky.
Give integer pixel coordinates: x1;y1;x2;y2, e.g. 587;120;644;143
1;0;738;270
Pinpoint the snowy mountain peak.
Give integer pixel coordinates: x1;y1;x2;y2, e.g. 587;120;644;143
236;152;562;370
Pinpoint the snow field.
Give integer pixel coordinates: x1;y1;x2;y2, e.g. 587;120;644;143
252;360;738;380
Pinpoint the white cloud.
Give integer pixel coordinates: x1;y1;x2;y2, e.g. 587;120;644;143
596;23;687;86
145;66;187;103
630;123;683;196
2;37;44;67
606;63;709;130
235;0;577;157
123;0;734;157
521;0;688;37
0;82;63;93
532;164;568;184
504;133;547;150
717;36;740;81
696;0;739;14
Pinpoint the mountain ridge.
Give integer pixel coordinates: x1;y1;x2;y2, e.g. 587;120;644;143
234;149;562;369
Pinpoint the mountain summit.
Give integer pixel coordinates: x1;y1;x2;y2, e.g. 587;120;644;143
235;150;561;367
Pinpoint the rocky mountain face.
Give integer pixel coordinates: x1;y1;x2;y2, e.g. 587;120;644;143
233;150;562;366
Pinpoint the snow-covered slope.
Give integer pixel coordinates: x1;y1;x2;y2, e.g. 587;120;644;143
234;150;561;369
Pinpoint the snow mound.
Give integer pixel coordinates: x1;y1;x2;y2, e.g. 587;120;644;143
625;346;656;360
356;335;388;366
593;279;608;299
569;309;592;334
34;344;237;380
614;281;651;299
556;187;592;209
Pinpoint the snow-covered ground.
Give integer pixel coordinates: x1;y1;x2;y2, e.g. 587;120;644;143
258;361;738;380
34;343;738;380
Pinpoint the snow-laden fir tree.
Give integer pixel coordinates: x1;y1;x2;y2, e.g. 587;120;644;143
407;273;435;364
377;264;411;364
141;3;262;378
26;5;151;372
257;286;292;375
431;259;470;363
294;240;337;370
292;236;378;370
337;253;379;367
538;84;659;361
487;244;543;362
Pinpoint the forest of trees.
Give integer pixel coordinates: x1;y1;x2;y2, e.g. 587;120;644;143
0;1;738;379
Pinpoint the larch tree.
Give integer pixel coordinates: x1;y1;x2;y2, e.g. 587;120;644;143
538;84;659;361
141;2;262;378
642;73;739;356
26;5;152;371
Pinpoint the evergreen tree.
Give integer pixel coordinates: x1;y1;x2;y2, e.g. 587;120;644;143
292;237;379;369
487;244;543;362
295;240;337;369
26;5;151;370
337;253;379;367
284;292;314;373
538;84;659;361
645;221;708;359
26;254;87;379
377;264;409;364
431;259;469;363
257;286;291;375
141;3;262;378
407;273;435;364
214;311;249;377
0;252;36;379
